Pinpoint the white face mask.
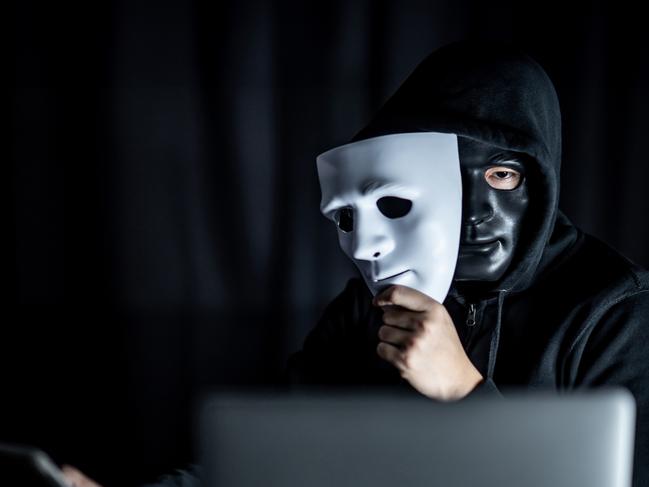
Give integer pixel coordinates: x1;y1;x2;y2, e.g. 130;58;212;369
317;132;462;303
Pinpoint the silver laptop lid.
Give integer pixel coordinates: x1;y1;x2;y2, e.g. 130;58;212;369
198;387;636;487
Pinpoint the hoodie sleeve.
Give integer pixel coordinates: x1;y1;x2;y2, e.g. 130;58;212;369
466;377;504;398
571;290;649;487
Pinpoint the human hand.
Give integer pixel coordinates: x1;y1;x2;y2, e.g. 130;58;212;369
373;284;484;401
61;465;103;487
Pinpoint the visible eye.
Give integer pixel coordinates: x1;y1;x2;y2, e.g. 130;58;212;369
485;166;523;190
333;207;354;233
377;196;412;218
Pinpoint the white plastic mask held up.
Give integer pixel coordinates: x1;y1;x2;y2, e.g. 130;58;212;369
317;132;462;303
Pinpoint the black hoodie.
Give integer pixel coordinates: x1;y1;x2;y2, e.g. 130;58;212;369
286;41;649;486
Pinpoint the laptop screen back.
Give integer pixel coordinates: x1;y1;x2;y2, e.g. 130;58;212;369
198;387;635;487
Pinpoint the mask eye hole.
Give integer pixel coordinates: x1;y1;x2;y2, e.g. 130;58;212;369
334;207;354;233
377;196;412;219
485;165;524;190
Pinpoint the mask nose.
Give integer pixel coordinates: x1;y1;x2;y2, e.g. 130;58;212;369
463;176;494;226
350;212;395;261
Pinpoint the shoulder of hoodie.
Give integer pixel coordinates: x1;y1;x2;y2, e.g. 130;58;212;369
341;275;375;318
540;228;649;367
531;225;649;313
308;276;374;335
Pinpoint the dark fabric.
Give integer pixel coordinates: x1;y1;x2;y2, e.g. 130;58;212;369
286;41;649;486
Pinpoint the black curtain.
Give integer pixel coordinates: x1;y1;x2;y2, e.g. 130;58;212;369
9;0;648;486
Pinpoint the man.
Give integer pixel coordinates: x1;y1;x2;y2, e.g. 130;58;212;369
286;40;649;485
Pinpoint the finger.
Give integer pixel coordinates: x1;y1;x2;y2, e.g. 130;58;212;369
373;285;437;312
381;308;423;331
378;324;414;348
376;341;405;371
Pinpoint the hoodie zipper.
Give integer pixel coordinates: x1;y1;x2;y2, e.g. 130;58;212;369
466;303;477;327
463;302;481;352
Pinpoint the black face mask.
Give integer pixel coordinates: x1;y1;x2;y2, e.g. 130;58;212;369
453;136;530;288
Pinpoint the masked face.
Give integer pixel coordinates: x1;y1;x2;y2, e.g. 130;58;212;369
454;136;530;283
317;133;462;303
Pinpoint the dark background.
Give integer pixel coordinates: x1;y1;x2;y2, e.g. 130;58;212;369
9;0;648;485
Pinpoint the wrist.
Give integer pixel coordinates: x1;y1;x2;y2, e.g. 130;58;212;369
446;365;484;401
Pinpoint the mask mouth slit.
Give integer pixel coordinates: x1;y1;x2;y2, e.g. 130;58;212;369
372;269;411;283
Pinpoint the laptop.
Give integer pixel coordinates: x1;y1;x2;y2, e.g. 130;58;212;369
197;386;636;487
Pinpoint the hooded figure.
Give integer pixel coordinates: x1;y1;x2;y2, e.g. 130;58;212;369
286;40;649;485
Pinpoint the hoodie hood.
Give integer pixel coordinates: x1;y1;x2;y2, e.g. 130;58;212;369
350;39;565;298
